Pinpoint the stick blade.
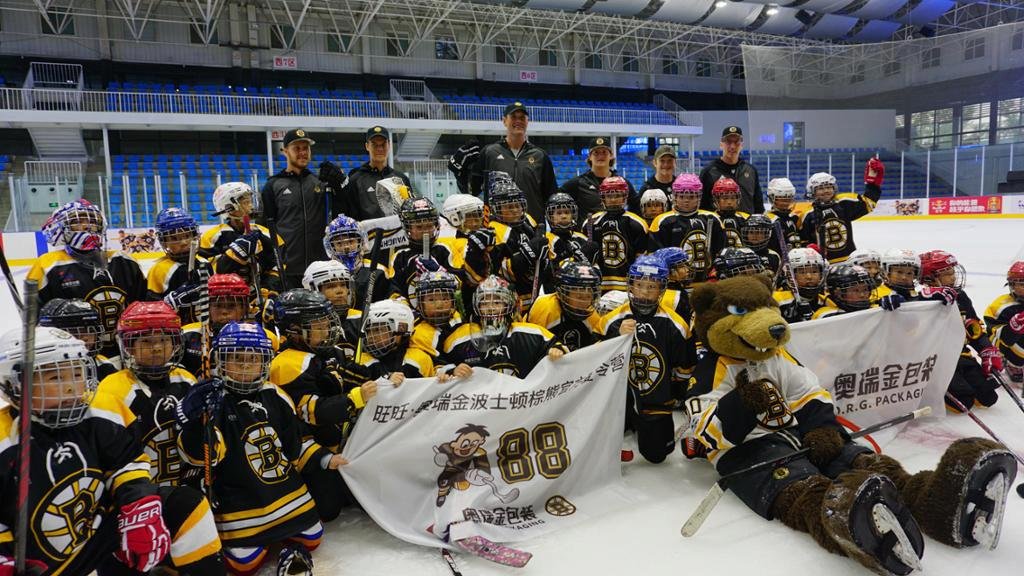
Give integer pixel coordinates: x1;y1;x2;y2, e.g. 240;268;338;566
680;482;725;537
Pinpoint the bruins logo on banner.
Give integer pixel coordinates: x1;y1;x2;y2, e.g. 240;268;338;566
33;468;106;561
544;495;576;516
629;341;664;395
682;230;710;271
243;423;290;484
85;286;129;336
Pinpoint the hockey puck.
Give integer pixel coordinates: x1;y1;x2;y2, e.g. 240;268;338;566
1017;483;1024;498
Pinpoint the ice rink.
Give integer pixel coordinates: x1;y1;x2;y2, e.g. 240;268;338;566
1;216;1022;576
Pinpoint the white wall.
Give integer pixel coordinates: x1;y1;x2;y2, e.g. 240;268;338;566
692;109;896;152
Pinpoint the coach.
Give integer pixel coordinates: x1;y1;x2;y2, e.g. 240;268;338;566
699;126;764;214
343;125;412;220
470;102;557;222
260;128;336;288
558;136;635;220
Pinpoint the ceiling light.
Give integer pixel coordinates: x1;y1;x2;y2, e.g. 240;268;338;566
715;1;727;7
766;4;779;16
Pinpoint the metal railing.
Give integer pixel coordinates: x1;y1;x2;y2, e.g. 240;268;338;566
25;160;82;185
25;62;83;90
0;87;701;127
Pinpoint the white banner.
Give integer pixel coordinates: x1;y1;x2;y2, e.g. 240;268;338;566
340;336;633;548
787;301;963;428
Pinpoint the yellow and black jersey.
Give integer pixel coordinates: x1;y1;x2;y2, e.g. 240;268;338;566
181;322;279;380
270;347;363;450
336;308;363;363
202;222;284;291
355;346;437;380
28;249;146;357
766;209;801;249
955;289;993;358
715;211;750;249
443;322;565;378
661;288;693;327
585;210;650;292
649;210;726;282
387;242;466;303
599;301;696;412
985;294;1024;366
752;247;782;280
98;367;199;487
146;254;214;325
177;383;326;548
95;353;121;381
873;282;893;303
410;314;462;364
526;293;601;352
687;350;837;466
0;394;155;574
797;184;881;263
352;259;391;310
773;289;826;324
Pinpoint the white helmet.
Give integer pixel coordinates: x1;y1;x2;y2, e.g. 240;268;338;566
213;182;254;220
806;172;837;197
0;327;98;429
596;289;629;316
788;248;826;272
849;249;881;268
640;188;669;208
881;248;920;278
441;194;485;228
301;260;354;313
364;300;415;357
767;178;796;200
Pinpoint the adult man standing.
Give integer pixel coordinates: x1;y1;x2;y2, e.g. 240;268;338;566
638;145;677;197
260;128;336;289
470;102;557;222
343;125;412;220
558;136;635;221
699;126;764;214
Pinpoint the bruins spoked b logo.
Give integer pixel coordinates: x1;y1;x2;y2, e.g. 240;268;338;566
33;469;106;561
544;495;576;517
629;341;664;395
243;424;290;484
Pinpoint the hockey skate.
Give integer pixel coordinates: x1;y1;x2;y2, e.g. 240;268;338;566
822;472;924;576
278;543;314;576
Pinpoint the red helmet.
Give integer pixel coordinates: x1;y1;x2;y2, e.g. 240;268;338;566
919;250;965;289
1008;261;1024;283
598;176;630;194
117;301;183;379
208;273;250;297
712;177;740;197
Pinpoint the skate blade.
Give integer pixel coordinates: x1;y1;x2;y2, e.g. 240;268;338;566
970;472;1009;550
872;503;923;573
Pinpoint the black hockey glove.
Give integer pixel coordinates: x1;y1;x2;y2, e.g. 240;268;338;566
879;293;904;311
467;227;496;252
164;282;208;313
175;379;224;426
518;235;548;265
449;139;482;175
319;160;350;193
227;230;263;262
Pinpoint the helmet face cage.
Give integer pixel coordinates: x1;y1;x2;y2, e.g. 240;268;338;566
400;199;439;243
45;202;106;254
807;173;837;204
39;300;105;354
215;345;273;394
715;249;766;280
473;281;516;338
922;263;966;291
1009;263;1024;299
828;266;875;311
628;274;666;316
55;324;105;354
672;189;701;213
302;263;354;313
293;310;342;353
4;357;99;429
546;196;579;231
556;283;599;320
324;227;364;272
208;294;250;332
741;218;773;251
416;283;456;326
489;191;527;226
791;263;826;296
157;226;198;262
881;251;920;291
118;328;184;380
599;184;628;212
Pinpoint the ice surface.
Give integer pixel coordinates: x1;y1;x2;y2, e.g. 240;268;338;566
1;217;1021;575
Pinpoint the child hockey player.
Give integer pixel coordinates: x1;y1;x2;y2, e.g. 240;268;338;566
323;214;389;306
444;275;566;377
598;255;696;463
542;193;597;292
585;176;650;292
650;173;726;282
149;207;213;326
984;261;1024;383
919;250;1001;410
653;247;693;322
798;157;884;263
177;321;345;575
38;298;120;379
389;197;465;303
303;260;362;361
527;260;603;352
741;214;781;280
410;270;463;367
202;182;283;296
639;188;670;225
713;247;768;281
0;326;222;575
774;248;828;323
30;199;146;357
765;177;801;249
440;193;486;238
812;263;903;319
709;177;748;249
849;248;884;288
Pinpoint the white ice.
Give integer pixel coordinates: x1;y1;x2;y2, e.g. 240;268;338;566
2;217;1022;575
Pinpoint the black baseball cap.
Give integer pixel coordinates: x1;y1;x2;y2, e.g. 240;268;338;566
283;128;315;147
721;126;743;139
366;126;390;142
503;101;530;117
588;137;612;152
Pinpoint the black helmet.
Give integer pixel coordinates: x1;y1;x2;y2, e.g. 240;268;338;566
713;247;765;280
825;264;875;311
545;192;579;231
38;298;105;353
555;260;602;320
270;289;340;352
741;214;774;251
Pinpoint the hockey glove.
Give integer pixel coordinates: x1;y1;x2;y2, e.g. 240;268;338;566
879;293;904;311
1008;310;1024;334
802;426;845;469
278;543;313;576
318;160;350;193
467;227;496;252
980;346;1003;378
734;368;780;415
115;495;171;573
919;285;957;306
518;235;548;266
449;139;482;174
864;156;885;188
226;230;263;262
176;379;224;426
164;281;208;312
682;437;708;460
0;556;47;576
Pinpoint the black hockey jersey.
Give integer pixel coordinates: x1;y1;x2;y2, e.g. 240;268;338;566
443;322;564;377
766;209;802;249
715;210;749;249
649;210;726;282
270;348;361;451
387;242;465;303
797;184;881;263
181;322;279;381
985;294;1024;367
584;210;650;292
202;222;283;293
146;254;214;325
526;293;601;352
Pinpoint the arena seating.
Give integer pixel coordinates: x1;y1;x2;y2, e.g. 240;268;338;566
439;95;683;125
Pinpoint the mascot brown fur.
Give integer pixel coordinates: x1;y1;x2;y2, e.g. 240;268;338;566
688;275;1017;575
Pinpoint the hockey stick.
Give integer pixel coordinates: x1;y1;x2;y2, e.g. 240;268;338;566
440;549;463;576
355;233;385;364
0;233;24;314
773;219;812;320
680;406;932;537
453;536;532;568
266;216;289;292
944;392;1024;468
482;476;520;504
241;215;265;313
14;279;39;574
991;371;1024;416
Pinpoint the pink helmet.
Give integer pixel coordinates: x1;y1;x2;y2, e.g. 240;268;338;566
671;173;702;194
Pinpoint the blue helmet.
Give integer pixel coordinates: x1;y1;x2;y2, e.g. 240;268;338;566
155;207;198;262
323;214;363;272
627;255;668;315
654;247;689;269
212;321;274;394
